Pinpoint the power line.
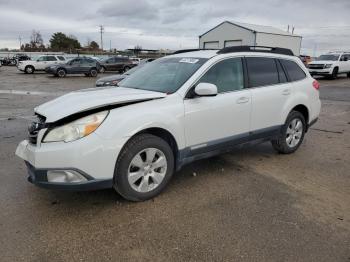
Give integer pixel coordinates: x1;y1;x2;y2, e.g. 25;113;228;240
99;25;104;51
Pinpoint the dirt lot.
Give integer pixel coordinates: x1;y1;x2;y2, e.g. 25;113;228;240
0;66;349;261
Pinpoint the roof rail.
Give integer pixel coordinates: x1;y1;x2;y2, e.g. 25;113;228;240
217;46;294;56
172;48;216;54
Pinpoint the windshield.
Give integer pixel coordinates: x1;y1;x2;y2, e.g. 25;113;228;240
318;54;339;61
118;57;208;93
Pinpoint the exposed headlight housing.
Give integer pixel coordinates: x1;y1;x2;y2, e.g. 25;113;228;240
324;64;333;68
43;110;108;143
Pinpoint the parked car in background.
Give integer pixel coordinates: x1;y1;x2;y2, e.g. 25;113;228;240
16;46;320;201
96;58;155;87
308;52;350;79
299;55;312;66
130;58;141;65
45;57;101;77
99;56;135;73
18;55;66;74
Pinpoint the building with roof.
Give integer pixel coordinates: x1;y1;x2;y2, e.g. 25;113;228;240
199;21;302;55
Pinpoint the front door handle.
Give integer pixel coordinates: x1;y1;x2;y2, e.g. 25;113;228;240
236;97;250;104
282;89;291;95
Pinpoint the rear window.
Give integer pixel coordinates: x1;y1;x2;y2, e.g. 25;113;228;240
246;57;279;87
280;59;306;81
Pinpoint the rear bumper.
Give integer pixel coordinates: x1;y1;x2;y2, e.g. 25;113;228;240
26;162;113;191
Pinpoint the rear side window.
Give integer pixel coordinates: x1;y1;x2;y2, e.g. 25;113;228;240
246;57;279;87
276;60;288;83
57;56;65;61
198;58;244;93
47;56;57;61
280;59;306;81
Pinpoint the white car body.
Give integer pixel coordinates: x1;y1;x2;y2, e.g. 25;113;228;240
16;48;321;196
308;52;350;77
17;55;66;73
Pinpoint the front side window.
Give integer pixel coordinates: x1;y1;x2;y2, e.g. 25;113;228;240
198;58;244;93
37;56;47;62
280;59;306;82
119;57;207;93
246;57;279;88
340;55;349;61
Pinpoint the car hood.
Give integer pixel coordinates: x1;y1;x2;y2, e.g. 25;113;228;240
35;87;167;123
309;60;335;64
97;74;125;82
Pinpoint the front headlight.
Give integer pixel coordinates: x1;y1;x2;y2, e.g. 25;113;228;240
324;64;332;68
43;111;109;143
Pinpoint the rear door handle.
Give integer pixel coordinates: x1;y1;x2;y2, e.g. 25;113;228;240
236;97;250;104
282;89;291;95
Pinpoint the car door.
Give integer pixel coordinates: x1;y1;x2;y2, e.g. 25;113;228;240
247;57;293;135
339;54;350;72
69;59;82;74
184;57;251;155
36;56;49;70
46;56;58;66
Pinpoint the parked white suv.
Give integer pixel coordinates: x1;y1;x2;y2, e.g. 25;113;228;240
17;55;66;74
16;46;321;201
308;52;350;79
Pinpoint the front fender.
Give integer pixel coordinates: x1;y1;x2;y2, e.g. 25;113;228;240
95;94;185;150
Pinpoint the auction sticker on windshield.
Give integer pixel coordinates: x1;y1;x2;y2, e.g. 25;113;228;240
179;58;199;64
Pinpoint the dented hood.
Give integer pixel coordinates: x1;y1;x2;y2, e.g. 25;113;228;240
35;87;167;122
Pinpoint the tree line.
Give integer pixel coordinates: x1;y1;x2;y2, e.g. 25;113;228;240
21;30;100;52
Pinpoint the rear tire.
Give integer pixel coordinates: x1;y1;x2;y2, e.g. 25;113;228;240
25;66;34;74
271;111;306;154
57;68;66;77
114;134;174;201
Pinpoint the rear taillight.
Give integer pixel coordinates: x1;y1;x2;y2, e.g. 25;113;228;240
312;80;320;90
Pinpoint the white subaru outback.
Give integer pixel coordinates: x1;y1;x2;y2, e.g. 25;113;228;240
16;46;321;201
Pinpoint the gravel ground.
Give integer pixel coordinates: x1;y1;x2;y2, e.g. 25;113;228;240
0;66;349;261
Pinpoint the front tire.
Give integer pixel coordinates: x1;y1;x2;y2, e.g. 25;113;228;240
114;134;174;201
331;67;338;79
89;68;98;77
25;66;34;74
271;111;306;154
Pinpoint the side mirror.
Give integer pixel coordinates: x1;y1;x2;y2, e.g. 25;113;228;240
194;83;218;97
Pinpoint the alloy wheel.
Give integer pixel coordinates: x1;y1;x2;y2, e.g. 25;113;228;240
286;118;303;148
127;148;167;193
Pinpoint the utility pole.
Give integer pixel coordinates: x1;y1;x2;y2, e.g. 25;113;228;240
110;40;111;52
19;35;22;50
99;25;104;51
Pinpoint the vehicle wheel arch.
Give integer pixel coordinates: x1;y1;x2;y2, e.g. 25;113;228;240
289;104;309;129
118;127;179;169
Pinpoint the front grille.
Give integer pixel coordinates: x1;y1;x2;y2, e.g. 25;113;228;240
308;64;324;69
28;115;46;145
